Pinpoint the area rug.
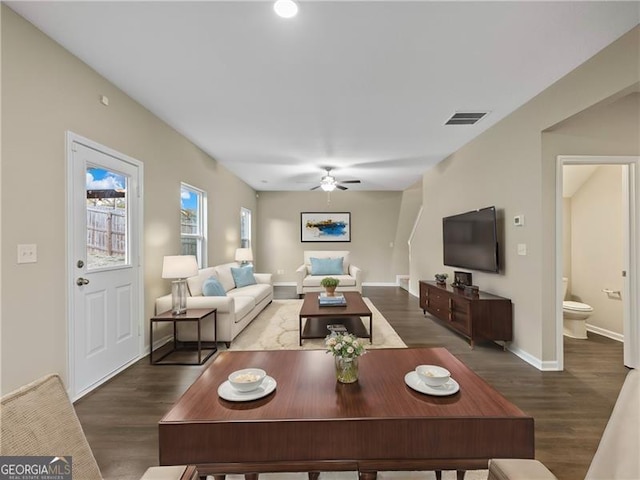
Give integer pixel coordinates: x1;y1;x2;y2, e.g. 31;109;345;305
229;298;407;351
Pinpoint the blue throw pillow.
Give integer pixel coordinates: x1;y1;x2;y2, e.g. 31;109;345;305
231;265;257;288
310;257;343;276
202;276;227;296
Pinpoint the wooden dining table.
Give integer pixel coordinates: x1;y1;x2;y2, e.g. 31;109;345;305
158;348;534;479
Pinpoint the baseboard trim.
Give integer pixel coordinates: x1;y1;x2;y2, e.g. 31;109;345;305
586;324;624;342
273;281;297;286
506;344;561;371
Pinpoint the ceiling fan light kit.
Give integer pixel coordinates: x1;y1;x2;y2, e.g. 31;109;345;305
311;167;361;192
274;0;298;19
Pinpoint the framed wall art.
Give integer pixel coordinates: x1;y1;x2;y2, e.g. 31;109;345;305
301;212;351;242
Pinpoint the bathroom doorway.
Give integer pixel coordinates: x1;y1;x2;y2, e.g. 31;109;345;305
556;156;639;370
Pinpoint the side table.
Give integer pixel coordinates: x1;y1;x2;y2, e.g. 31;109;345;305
150;308;217;365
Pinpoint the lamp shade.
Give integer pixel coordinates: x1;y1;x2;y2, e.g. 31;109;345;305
162;255;198;279
235;248;253;263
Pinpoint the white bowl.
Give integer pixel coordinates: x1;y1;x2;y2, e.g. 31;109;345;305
228;368;266;392
416;365;450;387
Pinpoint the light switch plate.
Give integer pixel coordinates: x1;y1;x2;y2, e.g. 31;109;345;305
17;244;37;263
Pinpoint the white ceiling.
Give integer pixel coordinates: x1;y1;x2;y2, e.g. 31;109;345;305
7;1;640;191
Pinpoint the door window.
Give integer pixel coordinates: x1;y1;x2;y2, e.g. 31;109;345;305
86;167;128;270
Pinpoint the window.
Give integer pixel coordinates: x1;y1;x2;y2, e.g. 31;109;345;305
181;183;207;267
240;207;252;248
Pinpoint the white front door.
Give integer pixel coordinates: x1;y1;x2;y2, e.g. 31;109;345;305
67;133;142;398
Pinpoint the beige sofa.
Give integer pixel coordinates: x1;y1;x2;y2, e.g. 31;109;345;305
296;250;362;297
488;368;638;480
155;262;273;346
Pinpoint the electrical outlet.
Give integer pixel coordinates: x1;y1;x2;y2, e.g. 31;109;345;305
17;244;37;264
277;269;285;275
517;243;527;256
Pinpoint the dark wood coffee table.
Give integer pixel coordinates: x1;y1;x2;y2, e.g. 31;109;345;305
159;348;534;479
299;292;373;345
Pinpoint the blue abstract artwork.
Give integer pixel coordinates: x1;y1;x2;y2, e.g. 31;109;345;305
301;212;351;242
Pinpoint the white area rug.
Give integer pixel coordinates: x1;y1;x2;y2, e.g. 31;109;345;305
229;298;407;351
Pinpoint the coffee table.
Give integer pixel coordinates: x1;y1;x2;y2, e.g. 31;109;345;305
159;348;534;479
299;292;373;345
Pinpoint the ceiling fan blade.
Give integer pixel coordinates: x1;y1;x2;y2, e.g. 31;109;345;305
310;185;321;191
340;180;361;184
336;185;348;190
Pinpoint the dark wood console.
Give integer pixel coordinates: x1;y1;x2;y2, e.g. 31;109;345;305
419;280;512;348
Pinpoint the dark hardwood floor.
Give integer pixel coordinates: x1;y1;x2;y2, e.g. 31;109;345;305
74;286;628;480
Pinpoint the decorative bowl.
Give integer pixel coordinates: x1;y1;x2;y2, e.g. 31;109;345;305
228;368;266;392
415;365;451;387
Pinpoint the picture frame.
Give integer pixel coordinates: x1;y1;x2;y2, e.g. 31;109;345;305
301;212;351;243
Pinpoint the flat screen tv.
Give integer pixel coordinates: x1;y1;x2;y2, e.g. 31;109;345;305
443;206;499;273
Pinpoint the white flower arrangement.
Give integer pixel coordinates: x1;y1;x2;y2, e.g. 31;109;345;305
325;332;366;360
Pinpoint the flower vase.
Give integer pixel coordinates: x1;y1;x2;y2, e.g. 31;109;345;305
325;286;336;296
335;356;359;383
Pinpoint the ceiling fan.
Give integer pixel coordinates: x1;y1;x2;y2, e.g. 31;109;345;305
310;168;361;192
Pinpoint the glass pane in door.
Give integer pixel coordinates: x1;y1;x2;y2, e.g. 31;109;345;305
86;167;128;269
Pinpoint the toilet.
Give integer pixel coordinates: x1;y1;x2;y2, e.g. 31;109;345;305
562;277;593;339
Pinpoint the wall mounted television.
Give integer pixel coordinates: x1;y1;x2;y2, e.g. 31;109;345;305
442;206;499;273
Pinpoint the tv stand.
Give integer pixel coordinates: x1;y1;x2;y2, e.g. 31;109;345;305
419;281;512;348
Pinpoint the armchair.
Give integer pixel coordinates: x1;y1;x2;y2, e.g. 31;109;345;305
0;374;196;480
296;250;362;297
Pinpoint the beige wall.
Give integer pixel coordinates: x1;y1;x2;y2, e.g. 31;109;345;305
256;191;404;283
412;26;639;366
0;7;256;393
569;166;624;336
391;181;422;278
562;198;572;283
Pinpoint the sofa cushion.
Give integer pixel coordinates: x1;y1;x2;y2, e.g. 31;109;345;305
214;263;238;292
304;251;350;274
229;283;272;305
202;277;227;296
302;274;356;287
231;265;257;288
187;267;217;297
310;257;344;276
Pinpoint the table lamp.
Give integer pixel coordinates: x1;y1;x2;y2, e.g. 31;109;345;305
235;248;253;266
162;255;198;315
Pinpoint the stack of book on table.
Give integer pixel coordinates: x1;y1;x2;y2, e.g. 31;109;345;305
319;292;346;306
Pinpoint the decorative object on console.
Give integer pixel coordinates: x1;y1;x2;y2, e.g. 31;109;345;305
234;247;253;266
325;332;366;383
453;271;473;287
162;255;199;315
301;212;351;242
320;276;340;296
464;285;480;296
434;273;448;285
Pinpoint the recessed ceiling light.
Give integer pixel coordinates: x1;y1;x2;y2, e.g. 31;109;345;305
274;0;298;19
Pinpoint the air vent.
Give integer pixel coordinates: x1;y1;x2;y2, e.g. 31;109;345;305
445;111;488;126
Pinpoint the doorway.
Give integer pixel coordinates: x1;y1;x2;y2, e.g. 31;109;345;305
66;132;144;400
556;156;639;370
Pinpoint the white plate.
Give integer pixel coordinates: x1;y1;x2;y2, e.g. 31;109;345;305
218;375;277;402
404;371;460;396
